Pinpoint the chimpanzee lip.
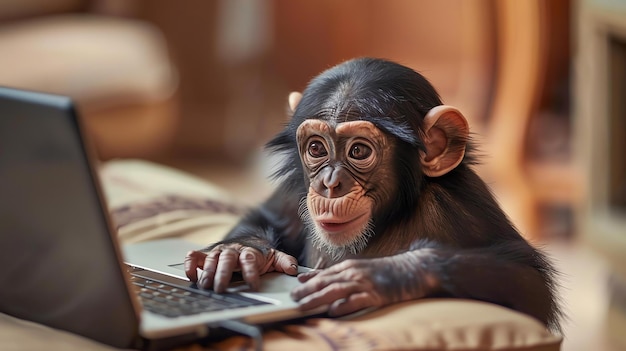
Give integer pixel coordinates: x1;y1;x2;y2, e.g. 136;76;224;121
317;212;368;233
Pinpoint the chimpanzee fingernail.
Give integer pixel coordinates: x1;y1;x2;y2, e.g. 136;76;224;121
197;271;204;284
291;264;298;271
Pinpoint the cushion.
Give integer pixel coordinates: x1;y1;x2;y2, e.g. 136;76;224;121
0;15;176;108
212;300;561;351
0;159;562;350
0;300;561;351
100;160;243;245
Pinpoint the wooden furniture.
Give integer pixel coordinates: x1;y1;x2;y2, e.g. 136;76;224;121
574;0;626;347
480;0;581;240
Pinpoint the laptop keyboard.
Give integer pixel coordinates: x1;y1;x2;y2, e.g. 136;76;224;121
127;266;270;318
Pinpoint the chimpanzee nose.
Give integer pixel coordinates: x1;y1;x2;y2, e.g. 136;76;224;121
312;166;353;198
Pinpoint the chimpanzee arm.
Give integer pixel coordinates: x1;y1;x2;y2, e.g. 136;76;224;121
421;241;561;332
184;180;307;292
215;185;306;256
291;239;562;332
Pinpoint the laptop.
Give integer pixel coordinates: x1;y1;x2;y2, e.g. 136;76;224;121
0;87;323;350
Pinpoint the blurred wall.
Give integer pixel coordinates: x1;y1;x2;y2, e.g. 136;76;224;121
139;0;280;162
137;0;497;162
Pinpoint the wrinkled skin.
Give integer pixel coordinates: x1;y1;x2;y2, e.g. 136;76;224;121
185;244;297;293
291;253;437;316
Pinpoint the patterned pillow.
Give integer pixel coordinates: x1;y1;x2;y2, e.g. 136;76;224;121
100;159;244;245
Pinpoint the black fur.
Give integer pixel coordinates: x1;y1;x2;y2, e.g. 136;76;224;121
220;57;562;332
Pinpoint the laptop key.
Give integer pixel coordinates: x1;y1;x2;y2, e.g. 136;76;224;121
172;292;193;299
130;272;270;318
139;292;154;300
153;296;169;304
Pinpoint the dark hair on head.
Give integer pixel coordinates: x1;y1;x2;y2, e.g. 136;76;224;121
291;57;443;148
267;57;449;214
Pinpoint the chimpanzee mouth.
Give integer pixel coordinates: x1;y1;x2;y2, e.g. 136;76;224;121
317;212;369;234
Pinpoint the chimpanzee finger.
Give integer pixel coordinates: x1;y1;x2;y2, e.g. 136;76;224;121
296;270;321;283
296;282;361;311
197;249;221;289
328;292;379;317
238;247;263;291
291;274;337;301
296;260;355;284
184;250;206;282
213;248;240;293
271;250;299;276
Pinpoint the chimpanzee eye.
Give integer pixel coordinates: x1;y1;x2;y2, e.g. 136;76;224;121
349;143;372;160
308;140;328;158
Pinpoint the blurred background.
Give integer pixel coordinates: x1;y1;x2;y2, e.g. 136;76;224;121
0;0;624;350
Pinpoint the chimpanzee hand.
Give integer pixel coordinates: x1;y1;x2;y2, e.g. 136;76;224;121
290;251;438;316
184;243;298;293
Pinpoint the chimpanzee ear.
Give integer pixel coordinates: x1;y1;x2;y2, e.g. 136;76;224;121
420;105;469;177
288;92;302;113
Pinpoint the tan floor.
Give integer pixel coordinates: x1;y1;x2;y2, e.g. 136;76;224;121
163;157;624;351
546;241;623;351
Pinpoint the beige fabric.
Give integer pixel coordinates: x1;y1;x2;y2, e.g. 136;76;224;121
1;300;561;351
0;313;120;351
100;160;241;245
0;159;563;350
208;300;562;351
0;15;177;109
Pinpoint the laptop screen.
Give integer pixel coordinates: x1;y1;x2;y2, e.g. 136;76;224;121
0;87;140;348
